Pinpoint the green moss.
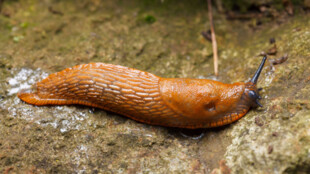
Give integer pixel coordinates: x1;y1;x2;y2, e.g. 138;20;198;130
144;14;156;24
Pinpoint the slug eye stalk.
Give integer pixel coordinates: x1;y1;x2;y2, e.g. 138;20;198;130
251;56;267;84
243;56;267;108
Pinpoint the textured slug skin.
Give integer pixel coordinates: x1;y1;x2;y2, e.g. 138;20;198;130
18;63;250;129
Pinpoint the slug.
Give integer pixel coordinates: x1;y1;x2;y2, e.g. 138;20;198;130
18;56;267;129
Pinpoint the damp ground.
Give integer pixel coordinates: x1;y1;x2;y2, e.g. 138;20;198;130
0;0;310;173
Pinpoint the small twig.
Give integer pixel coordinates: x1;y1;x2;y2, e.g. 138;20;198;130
269;54;288;65
207;0;218;76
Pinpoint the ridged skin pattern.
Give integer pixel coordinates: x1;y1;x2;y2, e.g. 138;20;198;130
18;63;254;129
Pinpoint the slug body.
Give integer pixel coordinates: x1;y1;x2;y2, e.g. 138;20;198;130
18;57;266;129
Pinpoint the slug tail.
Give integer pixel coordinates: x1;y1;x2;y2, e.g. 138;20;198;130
17;89;64;106
18;89;45;106
18;89;105;109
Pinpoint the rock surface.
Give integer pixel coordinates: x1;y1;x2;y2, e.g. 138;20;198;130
0;0;309;173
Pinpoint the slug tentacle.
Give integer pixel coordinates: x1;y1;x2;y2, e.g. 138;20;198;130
251;56;267;84
18;57;266;129
244;56;267;108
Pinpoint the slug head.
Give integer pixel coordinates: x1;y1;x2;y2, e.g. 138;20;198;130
244;56;267;108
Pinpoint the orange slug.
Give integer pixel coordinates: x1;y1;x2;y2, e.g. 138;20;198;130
18;56;267;129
